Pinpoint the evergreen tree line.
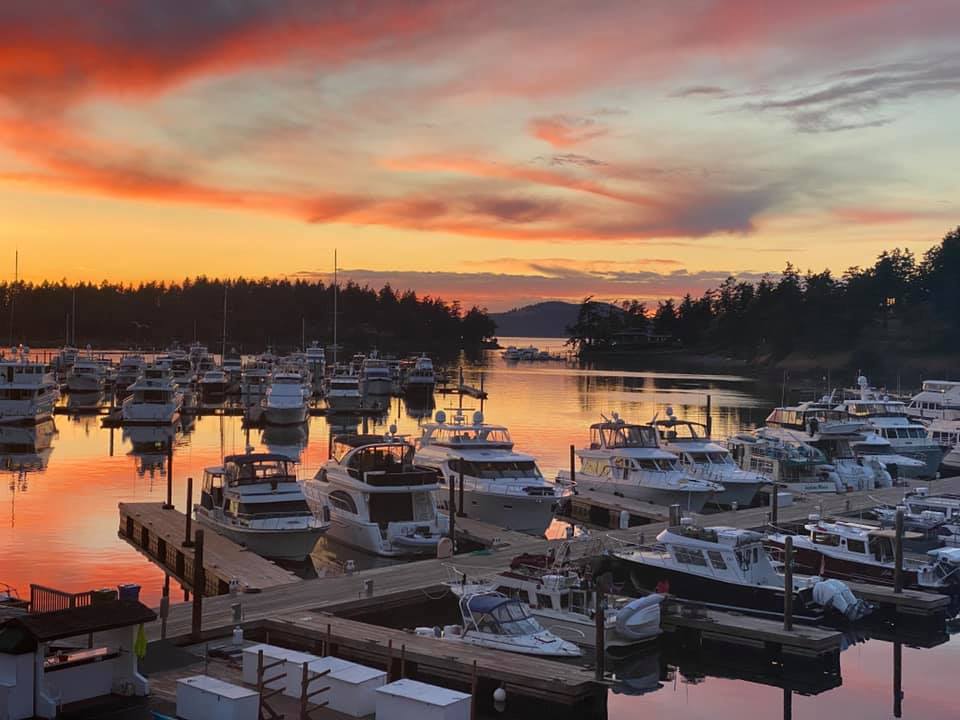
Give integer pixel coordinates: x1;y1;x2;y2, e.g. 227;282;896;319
0;276;497;354
569;226;960;361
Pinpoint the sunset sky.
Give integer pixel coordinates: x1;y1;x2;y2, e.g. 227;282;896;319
1;1;958;311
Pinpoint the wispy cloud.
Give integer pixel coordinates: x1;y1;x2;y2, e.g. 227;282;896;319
529;114;609;148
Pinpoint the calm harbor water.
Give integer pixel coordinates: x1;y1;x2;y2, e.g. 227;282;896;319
1;338;955;719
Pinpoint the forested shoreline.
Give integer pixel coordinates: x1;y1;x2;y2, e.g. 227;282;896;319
0;277;496;354
568;226;960;369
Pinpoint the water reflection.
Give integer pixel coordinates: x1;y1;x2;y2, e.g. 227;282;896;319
261;422;309;463
0;420;57;472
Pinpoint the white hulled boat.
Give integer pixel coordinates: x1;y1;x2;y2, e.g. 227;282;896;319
403;355;435;397
360;356;393;397
303;433;446;557
557;414;722;512
195;452;328;561
199;368;230;397
262;370;309;425
66;352;106;393
907;380;960;421
0;347;59;425
305;341;326;396
115;354;146;394
325;369;362;412
416;409;568;535
121;364;182;425
416;592;582;658
240;360;271;400
222;349;243;384
652;409;764;507
927;419;960;471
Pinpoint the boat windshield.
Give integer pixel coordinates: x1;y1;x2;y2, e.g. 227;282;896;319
450;459;542;479
475;602;541;636
688;451;732;464
339;442;412;468
657;422;704;442
846;402;907;417
226;458;293;485
591;424;658;449
631;457;680;471
430;426;512;446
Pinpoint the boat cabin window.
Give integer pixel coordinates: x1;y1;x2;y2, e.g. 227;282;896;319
237;500;309;517
632;458;679;472
227;458;293;485
674;547;708;566
812;531;841;546
846;539;867;554
707;550;727;570
868;535;894;561
591;424;657;449
431;426;512;446
449;459;542;479
328;490;358;514
536;593;553;609
339;443;412;471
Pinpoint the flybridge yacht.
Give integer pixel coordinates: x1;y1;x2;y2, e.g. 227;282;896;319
849;431;928;478
907;379;960;421
610;521;872;623
262;369;310;425
360;356;393;397
195;452;328;561
403;355;436;398
927;419;960;471
115;353;146;394
415;409;567;535
768;517;960;593
303;433;445;557
66;352;107;393
240;360;271;400
833;376;942;477
651;409;764;507
199;368;230;397
121;364;182;424
0;348;59;425
557;414;721;512
325;368;362;412
222;349;243;384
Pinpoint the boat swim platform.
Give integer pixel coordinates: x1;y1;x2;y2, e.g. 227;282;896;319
118;502;299;594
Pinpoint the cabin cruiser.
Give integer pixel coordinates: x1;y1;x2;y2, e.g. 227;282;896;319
222;349;243;384
849;431;928;479
168;352;195;388
416;592;582;658
557;414;722;512
0;348;59;425
360;356;393;397
448;553;662;648
416;410;567;535
768;517;960;593
195;452;328;561
66;353;107;393
305;341;326;395
121;364;182;424
0;420;56;472
303;433;445;557
262;370;309;425
199;368;230;398
325;369;362;412
833;376;942;477
114;354;146;395
652;409;764;507
403;355;436;397
610;522;872;623
240;360;271;400
907;380;960;421
927;419;960;472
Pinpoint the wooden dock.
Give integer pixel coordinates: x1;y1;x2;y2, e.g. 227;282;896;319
844;580;951;616
118;502;298;594
453;516;537;549
560;490;671;528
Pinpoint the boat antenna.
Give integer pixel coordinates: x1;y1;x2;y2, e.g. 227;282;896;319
7;248;16;346
221;284;228;363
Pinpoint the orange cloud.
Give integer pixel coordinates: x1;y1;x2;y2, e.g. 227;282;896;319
529;115;608;148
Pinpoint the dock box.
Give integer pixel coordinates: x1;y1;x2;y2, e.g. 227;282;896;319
375;678;470;720
176;675;259;720
325;662;387;717
241;644;317;690
284;655;353;699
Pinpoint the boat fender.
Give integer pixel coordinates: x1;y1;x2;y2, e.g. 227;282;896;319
615;594;664;640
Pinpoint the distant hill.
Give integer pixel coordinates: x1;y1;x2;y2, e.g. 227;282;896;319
490;301;583;337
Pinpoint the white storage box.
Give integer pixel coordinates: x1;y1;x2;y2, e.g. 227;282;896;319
375;678;470;720
777;491;794;508
325;662;387;717
176;675;259;720
241;644;317;690
284;655;353;698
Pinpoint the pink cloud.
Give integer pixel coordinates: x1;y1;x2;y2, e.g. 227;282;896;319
529;114;608;148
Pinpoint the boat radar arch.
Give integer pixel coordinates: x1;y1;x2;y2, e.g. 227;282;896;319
435;410;447;423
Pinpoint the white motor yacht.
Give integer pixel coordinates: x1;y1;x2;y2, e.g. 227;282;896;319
360;356;393;397
121;364;182;424
199;368;230;397
556;414;722;512
325;369;362;412
448;553;662;648
222;349;243;384
241;360;271;400
907;380;960;421
0;348;59;425
66;353;107;393
834;376;943;477
302;433;446;557
416;592;582;658
403;355;436;398
927;419;960;471
115;354;146;395
652;409;764;507
415;409;568;535
611;522;872;623
850;431;929;478
262;370;309;425
195;452;328;561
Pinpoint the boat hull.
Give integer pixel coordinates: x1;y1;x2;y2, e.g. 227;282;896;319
438;488;559;535
66;377;103;393
766;539;921;589
0;397;56;425
712;482;763;508
326;395;362;412
263;405;309;426
122;402;180;425
573;479;713;513
194;516;325;561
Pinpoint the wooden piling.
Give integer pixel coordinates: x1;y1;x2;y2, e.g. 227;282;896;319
771;481;779;525
448;468;457;545
191;529;205;640
894;508;904;594
163;442;174;509
783;535;794;631
705;394;712;437
893;640;903;718
470;660;478;720
569;444;576;485
182;477;194;547
594;585;605;681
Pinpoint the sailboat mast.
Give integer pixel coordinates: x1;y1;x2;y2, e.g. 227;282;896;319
332;249;338;367
221;285;228;362
8;249;16;346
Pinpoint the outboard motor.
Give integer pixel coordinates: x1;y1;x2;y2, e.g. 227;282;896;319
813;579;873;622
615;594;664;641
